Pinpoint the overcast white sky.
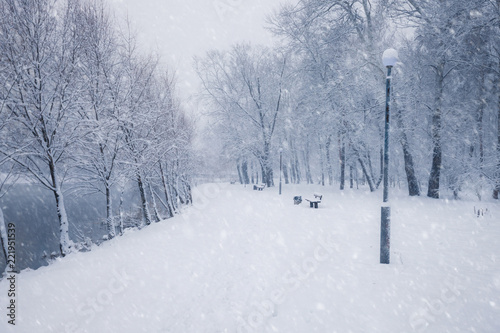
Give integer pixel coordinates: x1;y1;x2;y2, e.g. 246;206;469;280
109;0;289;105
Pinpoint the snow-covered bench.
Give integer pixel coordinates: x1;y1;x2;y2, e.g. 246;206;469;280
306;193;322;208
253;184;266;191
305;199;320;208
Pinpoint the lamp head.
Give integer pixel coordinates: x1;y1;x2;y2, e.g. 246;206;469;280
382;48;398;68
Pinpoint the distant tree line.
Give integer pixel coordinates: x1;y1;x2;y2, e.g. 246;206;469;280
0;0;195;258
197;0;500;201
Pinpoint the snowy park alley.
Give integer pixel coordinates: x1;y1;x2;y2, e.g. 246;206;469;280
1;183;499;332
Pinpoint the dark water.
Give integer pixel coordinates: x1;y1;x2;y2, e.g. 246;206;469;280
0;183;142;273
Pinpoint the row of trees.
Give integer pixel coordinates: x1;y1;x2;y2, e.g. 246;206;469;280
0;0;194;259
197;0;500;201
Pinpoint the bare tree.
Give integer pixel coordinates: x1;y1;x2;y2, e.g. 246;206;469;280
75;0;122;238
269;0;395;191
393;0;489;198
0;0;85;256
196;44;288;187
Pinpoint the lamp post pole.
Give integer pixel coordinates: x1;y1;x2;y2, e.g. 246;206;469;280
279;148;283;195
380;49;398;264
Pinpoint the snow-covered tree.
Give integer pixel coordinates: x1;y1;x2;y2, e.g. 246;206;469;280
0;0;85;256
75;0;122;238
0;0;196;254
196;44;289;187
269;0;399;191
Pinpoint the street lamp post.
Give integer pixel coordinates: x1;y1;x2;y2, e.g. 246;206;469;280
279;148;283;195
380;48;398;264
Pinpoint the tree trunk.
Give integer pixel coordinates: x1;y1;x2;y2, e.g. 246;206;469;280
106;186;115;238
478;75;485;172
266;163;273;187
237;161;243;184
427;61;444;199
137;169;152;225
350;165;354;189
0;208;8;265
261;142;274;187
476;71;486;200
54;185;71;256
339;137;346;190
326;135;333;186
374;148;384;189
185;181;193;204
241;160;250;184
402;142;420;196
355;162;359;189
267;167;274;187
174;179;186;205
319;142;325;186
260;161;267;185
159;163;174;218
118;185;124;235
251;161;255;184
283;163;289;184
495;70;500;198
49;158;72;257
494;1;500;199
291;141;301;184
395;104;420;196
304;149;313;184
358;158;376;192
290;151;297;184
149;183;161;222
295;153;301;184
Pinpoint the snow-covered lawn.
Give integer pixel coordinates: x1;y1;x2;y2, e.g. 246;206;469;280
1;183;499;332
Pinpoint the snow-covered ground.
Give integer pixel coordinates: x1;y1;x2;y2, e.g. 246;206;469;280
1;183;499;332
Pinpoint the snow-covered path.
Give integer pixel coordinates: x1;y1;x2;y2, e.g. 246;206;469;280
1;183;499;332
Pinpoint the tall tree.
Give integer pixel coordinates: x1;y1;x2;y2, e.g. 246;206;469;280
0;0;84;255
270;0;394;191
492;0;500;199
394;0;489;198
196;44;288;187
76;0;122;238
114;23;159;226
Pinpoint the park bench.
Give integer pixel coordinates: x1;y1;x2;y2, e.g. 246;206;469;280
253;184;266;191
305;193;322;208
